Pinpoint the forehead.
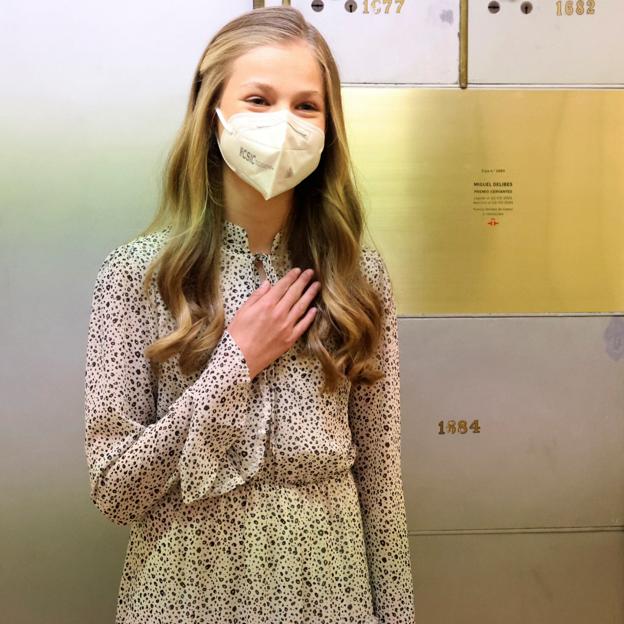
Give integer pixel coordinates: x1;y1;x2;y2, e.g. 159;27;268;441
227;41;324;94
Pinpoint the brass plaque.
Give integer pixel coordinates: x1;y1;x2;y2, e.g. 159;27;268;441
344;88;624;313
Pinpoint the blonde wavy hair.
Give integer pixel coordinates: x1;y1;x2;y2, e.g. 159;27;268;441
136;6;385;394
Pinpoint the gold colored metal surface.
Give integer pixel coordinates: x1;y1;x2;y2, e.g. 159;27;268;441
344;88;624;314
459;0;468;88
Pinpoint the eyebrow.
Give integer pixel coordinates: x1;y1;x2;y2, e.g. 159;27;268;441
239;81;322;98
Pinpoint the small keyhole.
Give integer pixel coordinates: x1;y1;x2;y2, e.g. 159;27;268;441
345;0;357;12
521;1;533;13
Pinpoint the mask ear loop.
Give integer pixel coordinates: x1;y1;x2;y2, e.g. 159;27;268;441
215;107;232;134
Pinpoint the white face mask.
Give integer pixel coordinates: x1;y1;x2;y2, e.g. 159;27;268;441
215;106;325;201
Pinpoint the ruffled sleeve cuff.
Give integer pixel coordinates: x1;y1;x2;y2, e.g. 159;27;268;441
178;329;258;504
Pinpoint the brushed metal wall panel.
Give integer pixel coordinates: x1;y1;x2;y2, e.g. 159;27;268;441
468;0;624;85
409;531;624;624
343;88;624;313
399;315;624;531
291;0;460;84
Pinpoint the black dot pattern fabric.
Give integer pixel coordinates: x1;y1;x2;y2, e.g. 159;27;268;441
83;219;415;623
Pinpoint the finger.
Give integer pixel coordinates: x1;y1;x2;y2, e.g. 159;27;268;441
245;279;271;307
264;268;303;306
286;281;321;326
291;307;317;340
275;269;315;315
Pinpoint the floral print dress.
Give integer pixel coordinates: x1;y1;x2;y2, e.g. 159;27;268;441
83;219;415;623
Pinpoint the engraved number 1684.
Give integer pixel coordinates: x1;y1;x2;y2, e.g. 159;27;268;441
437;419;481;435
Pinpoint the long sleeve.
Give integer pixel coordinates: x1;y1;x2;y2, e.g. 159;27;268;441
83;243;254;526
349;250;416;623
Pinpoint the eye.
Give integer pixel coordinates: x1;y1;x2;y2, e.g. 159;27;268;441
246;96;267;106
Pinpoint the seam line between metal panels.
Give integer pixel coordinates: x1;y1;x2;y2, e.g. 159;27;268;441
410;525;624;536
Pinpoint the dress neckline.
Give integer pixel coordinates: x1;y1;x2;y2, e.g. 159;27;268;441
222;218;286;258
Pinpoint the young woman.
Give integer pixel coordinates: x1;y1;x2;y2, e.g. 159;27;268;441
84;6;415;623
